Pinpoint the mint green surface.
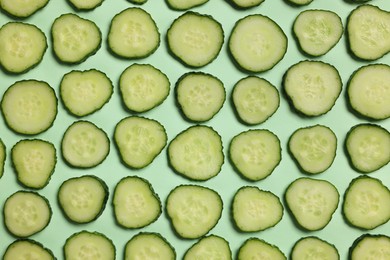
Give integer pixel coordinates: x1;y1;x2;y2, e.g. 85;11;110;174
0;0;389;259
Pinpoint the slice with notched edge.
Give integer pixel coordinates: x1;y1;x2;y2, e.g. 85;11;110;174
183;235;232;260
67;0;103;11
237;237;286;260
166;0;209;10
3;239;55;260
228;0;265;9
349;234;390;260
291;236;339;260
0;138;5;178
285;0;313;6
0;0;49;18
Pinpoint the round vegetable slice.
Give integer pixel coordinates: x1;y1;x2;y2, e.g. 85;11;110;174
3;239;54;260
0;0;48;18
184;235;231;260
291;236;339;260
285;0;313;6
237;238;286;260
68;0;103;10
166;0;208;10
228;0;265;9
349;234;390;260
0;138;5;178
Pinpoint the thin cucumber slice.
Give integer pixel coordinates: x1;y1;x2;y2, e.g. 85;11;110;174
229;14;287;73
293;9;343;57
0;139;5;178
229;129;281;181
285;0;313;6
60;69;113;117
343;176;390;230
347;4;390;61
61;120;110;168
349;234;390;260
127;0;147;4
3;191;51;237
345;124;390;173
3;239;54;260
285;177;339;231
166;0;208;10
119;63;170;113
347;64;390;120
114;116;167;169
167;11;224;67
124;232;176;260
291;236;339;260
58;175;108;224
168;125;224;181
11;139;56;189
68;0;103;10
232;186;283;232
283;60;342;116
176;72;225;122
184;235;232;260
0;22;47;74
228;0;264;9
1;80;57;135
64;231;115;260
288;124;337;174
108;7;160;59
232;76;280;125
0;0;48;18
237;238;286;260
113;176;161;229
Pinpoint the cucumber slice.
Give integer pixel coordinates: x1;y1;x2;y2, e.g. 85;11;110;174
293;9;343;57
0;22;47;74
232;186;283;232
64;231;115;260
184;235;231;259
127;0;147;4
347;4;390;61
229;129;281;181
3;239;54;260
288;124;337;174
285;0;313;6
119;63;170;113
1;80;57;135
11;139;56;189
51;13;101;64
229;14;287;73
343;176;390;230
166;0;208;10
114;116;167;169
232;76;280;125
167;11;224;67
237;238;286;260
0;0;48;18
175;72;225;122
228;0;265;9
285;177;339;231
60;69;113;117
347;64;390;120
291;236;339;260
61;120;110;168
0;138;5;178
113;176;161;229
345;123;390;173
166;184;223;239
168;125;224;181
283;60;342;116
108;7;160;59
3;191;52;237
349;234;390;260
58;175;108;224
124;232;176;260
68;0;103;10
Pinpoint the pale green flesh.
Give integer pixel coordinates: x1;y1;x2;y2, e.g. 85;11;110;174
0;140;5;178
351;235;390;260
291;237;339;260
69;0;103;10
3;240;54;260
238;238;286;260
0;0;48;17
166;0;208;10
125;233;175;260
231;0;264;8
286;0;313;5
184;235;231;260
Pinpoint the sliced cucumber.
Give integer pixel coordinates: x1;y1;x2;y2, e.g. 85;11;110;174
285;177;339;231
166;0;208;10
229;14;287;73
343;175;390;230
228;0;264;9
119;63;170;113
108;7;160;59
168;125;224;181
0;138;5;178
184;234;231;260
64;231;115;260
124;232;176;260
291;236;339;260
60;69;113;117
166;184;223;239
347;4;390;61
113;176;161;229
347;64;390;120
345;123;390;173
283;60;342;116
0;0;48;18
58;175;108;224
114;116;167;169
237;238;286;260
51;13;101;64
285;0;313;6
11;139;56;189
3;191;51;237
68;0;103;10
288;124;337;174
167;11;224;67
1;80;57;135
232;76;280;125
175;72;225;122
232;186;283;232
229;129;281;181
127;0;147;4
293;9;343;57
349;234;390;260
3;239;54;260
0;22;47;74
61;120;110;168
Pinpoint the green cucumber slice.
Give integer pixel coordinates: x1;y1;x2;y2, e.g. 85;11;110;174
3;239;54;260
0;138;5;178
184;235;232;260
166;0;209;10
68;0;103;10
291;236;339;260
0;0;49;18
237;238;286;260
349;234;390;260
